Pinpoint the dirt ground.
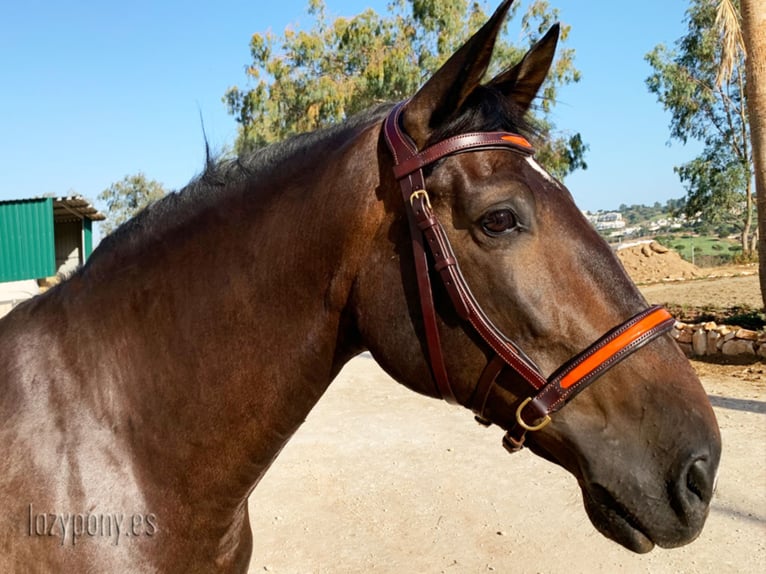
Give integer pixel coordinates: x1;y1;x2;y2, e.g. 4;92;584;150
246;274;764;574
640;272;762;309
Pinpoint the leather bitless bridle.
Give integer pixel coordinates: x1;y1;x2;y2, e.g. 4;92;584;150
383;102;675;452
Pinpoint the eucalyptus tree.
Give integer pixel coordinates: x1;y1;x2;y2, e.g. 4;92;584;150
646;0;756;258
98;173;167;236
224;0;586;179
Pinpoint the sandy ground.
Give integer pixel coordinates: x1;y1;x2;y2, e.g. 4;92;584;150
247;355;765;574
640;272;762;309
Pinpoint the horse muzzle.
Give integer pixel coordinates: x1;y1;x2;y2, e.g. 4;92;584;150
579;446;719;553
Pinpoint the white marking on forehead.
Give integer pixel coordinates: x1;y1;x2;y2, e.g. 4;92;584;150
525;156;561;188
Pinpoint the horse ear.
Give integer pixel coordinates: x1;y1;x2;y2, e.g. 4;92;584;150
486;23;559;113
402;0;516;147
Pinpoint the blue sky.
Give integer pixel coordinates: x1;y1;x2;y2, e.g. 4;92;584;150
1;0;699;215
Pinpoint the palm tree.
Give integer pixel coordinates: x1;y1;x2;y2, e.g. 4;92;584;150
740;0;766;308
717;0;766;307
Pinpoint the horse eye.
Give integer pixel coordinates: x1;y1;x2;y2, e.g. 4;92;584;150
481;209;517;236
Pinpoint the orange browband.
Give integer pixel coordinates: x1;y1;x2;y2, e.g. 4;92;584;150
501;134;533;149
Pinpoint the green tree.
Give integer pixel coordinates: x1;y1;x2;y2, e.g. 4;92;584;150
98;173;167;236
645;0;755;257
223;0;586;179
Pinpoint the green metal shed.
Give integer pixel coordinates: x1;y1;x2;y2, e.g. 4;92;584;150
0;196;105;282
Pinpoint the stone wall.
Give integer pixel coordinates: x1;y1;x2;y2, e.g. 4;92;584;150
672;321;766;361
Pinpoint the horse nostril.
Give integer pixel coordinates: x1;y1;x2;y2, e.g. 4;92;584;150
669;454;717;527
686;458;710;502
677;456;715;520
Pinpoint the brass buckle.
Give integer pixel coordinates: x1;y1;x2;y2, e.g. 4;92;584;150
409;189;432;209
515;397;551;432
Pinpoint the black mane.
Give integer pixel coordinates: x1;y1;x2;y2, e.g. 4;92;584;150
195;102;395;190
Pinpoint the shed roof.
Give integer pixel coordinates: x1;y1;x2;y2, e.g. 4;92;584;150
52;196;106;222
0;196;105;222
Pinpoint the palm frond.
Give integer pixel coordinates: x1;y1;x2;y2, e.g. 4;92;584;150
715;0;746;87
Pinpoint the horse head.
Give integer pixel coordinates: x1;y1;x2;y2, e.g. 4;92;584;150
353;0;721;553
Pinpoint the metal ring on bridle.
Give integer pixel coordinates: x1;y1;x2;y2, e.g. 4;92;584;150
515;397;552;432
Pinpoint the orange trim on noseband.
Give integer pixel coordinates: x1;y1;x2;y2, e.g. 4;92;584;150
559;308;673;389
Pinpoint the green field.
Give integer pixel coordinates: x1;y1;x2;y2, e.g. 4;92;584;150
655;235;742;266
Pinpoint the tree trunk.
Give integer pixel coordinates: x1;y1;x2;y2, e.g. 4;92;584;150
743;177;753;257
751;226;759;254
740;0;766;307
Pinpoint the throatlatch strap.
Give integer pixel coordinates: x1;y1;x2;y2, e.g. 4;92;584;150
385;103;456;403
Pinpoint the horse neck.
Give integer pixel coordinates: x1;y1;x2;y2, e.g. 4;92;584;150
52;124;384;508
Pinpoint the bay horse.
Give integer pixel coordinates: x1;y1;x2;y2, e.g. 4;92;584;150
0;1;720;571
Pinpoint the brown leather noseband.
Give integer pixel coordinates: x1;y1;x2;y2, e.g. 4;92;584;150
383;102;675;452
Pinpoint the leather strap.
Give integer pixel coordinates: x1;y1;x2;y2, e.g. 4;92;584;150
385;102;456;403
410;191;551;392
393;132;533;180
